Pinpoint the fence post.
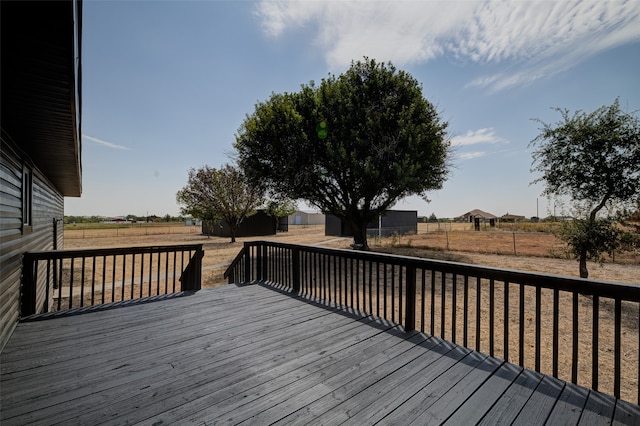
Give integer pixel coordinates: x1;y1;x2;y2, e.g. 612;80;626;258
292;247;300;293
404;264;416;331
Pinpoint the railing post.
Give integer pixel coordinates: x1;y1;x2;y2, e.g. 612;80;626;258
244;242;252;283
192;245;203;291
255;243;262;281
182;245;204;291
262;244;268;280
292;247;300;293
21;253;37;316
404;264;416;331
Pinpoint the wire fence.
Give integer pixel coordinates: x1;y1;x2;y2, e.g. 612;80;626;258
64;225;202;239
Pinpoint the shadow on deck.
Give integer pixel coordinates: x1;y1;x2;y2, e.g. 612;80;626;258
1;282;639;425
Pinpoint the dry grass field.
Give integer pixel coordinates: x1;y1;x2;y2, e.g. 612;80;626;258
64;223;639;286
62;223;639;403
64;225;349;287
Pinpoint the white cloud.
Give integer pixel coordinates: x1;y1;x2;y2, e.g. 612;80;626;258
451;128;505;146
451;128;507;160
255;1;323;38
256;0;640;90
457;151;486;160
83;134;132;151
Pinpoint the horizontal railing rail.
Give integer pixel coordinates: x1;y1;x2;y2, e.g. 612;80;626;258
224;240;640;404
22;244;204;315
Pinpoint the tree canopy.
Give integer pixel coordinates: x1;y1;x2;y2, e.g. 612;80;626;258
530;99;640;277
176;164;264;242
235;58;450;249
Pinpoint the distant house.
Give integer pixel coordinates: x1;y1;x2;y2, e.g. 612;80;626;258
458;209;498;230
0;0;83;350
501;213;526;223
105;217;129;223
288;211;325;226
325;210;418;238
543;215;574;222
202;210;277;238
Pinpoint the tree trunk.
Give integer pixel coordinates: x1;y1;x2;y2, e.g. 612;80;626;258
351;221;369;251
229;224;237;243
226;217;238;243
579;197;607;279
579;249;589;278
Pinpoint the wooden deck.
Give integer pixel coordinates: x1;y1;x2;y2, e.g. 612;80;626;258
1;283;639;425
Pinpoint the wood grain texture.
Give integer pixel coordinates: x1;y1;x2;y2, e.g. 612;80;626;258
1;282;637;425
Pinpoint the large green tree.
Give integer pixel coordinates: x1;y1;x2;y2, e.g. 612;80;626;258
530;99;640;277
235;58;450;249
176;164;264;243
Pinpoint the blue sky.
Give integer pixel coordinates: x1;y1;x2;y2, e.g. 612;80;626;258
66;0;640;219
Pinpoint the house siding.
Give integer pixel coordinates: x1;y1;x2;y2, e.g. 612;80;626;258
288;211;325;226
0;136;63;351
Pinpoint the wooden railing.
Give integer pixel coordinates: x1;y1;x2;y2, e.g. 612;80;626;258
22;244;204;315
225;240;640;404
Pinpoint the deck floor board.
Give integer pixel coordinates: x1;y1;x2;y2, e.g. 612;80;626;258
1;282;638;425
442;361;524;424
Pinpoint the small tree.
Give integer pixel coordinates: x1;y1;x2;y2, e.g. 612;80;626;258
176;164;264;243
265;198;297;232
556;217;624;266
235;58;450;250
530;99;640;277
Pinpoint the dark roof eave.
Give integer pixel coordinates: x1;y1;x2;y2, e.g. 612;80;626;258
0;0;82;197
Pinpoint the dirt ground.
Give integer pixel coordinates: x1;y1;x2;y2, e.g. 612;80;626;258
64;225;351;287
63;224;639;403
64;224;639;286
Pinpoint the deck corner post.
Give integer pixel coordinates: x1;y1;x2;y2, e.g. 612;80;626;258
192;245;203;291
243;242;252;283
21;253;37;316
261;244;268;279
292;247;301;293
182;246;204;291
404;264;416;332
255;243;262;281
